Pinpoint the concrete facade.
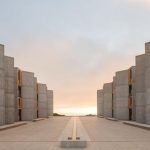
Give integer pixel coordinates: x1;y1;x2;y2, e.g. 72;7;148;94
114;70;129;120
145;42;150;124
0;45;5;125
4;56;15;124
0;43;54;126
97;90;103;117
37;83;48;118
135;54;145;123
21;71;37;121
47;90;54;116
103;83;113;118
97;42;150;125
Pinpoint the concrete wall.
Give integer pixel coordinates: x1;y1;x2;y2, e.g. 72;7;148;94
145;42;150;124
47;90;53;116
21;71;36;121
113;76;116;118
0;45;5;125
114;70;129;120
131;66;136;121
33;77;38;119
97;90;103;117
4;56;15;124
38;84;48;118
135;55;145;123
103;83;113;118
14;67;19;122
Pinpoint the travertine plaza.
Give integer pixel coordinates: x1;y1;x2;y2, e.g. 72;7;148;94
97;42;150;125
0;44;53;126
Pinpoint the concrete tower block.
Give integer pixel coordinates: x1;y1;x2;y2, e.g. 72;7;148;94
47;90;53;116
145;42;150;124
0;45;5;125
131;66;136;121
115;70;129;120
135;55;145;123
103;83;113;118
14;67;19;122
97;90;103;117
37;83;48;118
21;71;35;121
113;76;116;118
4;56;15;124
33;77;38;119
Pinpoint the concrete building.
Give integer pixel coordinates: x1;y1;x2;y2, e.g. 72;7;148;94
114;67;136;120
4;56;15;124
97;90;103;117
145;42;150;124
37;83;48;118
0;43;54;126
21;71;37;121
47;90;54;116
0;45;5;125
103;83;113;118
97;42;150;124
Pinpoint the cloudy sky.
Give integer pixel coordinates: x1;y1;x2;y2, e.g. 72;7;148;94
0;0;150;115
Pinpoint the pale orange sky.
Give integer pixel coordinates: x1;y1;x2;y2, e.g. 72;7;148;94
1;0;150;115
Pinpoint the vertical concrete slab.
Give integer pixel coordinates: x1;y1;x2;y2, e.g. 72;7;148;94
103;83;113;118
21;71;35;121
4;56;15;124
0;44;5;125
145;42;150;124
113;76;116;118
47;90;53;116
14;67;19;122
37;84;48;118
115;70;129;120
135;55;145;123
33;77;38;119
97;90;103;117
131;66;136;121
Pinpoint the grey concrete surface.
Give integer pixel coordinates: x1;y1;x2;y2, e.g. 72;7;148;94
21;71;36;121
0;117;150;150
114;70;129;120
135;54;145;123
0;45;5;126
97;89;103;117
103;83;113;118
47;90;53;116
37;84;48;118
145;42;150;124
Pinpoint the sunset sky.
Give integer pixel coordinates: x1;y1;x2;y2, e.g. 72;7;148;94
0;0;150;115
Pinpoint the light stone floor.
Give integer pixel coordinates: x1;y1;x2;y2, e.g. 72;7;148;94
0;117;150;150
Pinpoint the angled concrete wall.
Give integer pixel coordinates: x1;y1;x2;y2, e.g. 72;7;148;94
47;90;53;116
4;56;15;124
131;66;136;121
113;76;116;118
14;67;19;122
135;54;145;123
21;71;36;121
37;84;48;118
145;42;150;124
0;45;5;125
97;89;103;117
33;77;38;119
115;70;129;120
103;83;113;118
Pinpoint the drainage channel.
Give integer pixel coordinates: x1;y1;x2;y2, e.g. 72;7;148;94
59;117;90;148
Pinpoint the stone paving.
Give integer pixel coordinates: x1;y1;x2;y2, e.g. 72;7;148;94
0;117;150;150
